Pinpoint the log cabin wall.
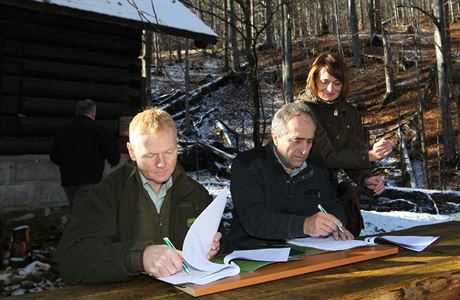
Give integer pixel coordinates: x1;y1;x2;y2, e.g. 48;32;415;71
0;3;143;154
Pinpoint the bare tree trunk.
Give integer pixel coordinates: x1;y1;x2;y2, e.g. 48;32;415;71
141;30;152;106
176;45;182;63
334;0;344;57
153;32;162;75
264;0;275;49
319;0;329;35
281;0;294;103
184;39;192;134
238;0;262;147
368;0;376;38
433;0;455;161
382;20;396;102
224;0;229;72
413;23;429;189
374;0;382;33
448;0;455;23
349;0;362;67
228;0;240;72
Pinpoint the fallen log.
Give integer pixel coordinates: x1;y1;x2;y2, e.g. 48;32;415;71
160;73;236;115
360;186;460;214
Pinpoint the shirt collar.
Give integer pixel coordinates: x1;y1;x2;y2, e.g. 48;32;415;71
272;144;307;177
138;171;173;195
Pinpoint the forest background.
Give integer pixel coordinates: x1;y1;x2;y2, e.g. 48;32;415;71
2;0;460;296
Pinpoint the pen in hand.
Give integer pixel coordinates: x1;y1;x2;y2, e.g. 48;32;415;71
162;237;192;275
317;204;345;233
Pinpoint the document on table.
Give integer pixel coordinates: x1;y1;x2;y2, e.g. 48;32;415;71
157;188;291;285
364;235;439;252
287;237;375;251
287;235;439;252
223;248;291;265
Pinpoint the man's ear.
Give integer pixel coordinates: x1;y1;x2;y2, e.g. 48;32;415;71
126;142;136;161
271;132;278;146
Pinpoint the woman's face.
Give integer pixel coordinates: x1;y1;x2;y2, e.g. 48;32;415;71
315;67;343;102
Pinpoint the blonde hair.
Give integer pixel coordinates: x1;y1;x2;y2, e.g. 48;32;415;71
129;107;176;143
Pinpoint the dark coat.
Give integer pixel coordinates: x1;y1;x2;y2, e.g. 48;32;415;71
50;115;121;186
228;144;346;250
53;161;211;284
297;90;373;188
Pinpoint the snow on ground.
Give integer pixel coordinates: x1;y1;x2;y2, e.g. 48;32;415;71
361;210;460;236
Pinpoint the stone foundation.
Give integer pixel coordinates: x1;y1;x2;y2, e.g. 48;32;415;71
0;154;128;214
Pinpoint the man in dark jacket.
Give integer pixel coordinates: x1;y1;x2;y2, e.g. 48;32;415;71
53;107;221;284
228;102;354;251
50;99;121;208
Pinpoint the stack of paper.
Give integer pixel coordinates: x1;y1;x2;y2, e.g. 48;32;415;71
287;235;439;253
158;188;290;285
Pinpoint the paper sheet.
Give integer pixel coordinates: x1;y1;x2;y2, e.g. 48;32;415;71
287;237;375;251
223;248;291;265
158;188;241;285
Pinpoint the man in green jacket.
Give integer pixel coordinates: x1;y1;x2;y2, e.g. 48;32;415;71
54;107;221;284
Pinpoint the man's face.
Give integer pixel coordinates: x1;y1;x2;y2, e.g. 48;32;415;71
127;127;177;192
272;115;315;171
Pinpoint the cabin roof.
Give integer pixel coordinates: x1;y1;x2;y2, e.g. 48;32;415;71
0;0;218;44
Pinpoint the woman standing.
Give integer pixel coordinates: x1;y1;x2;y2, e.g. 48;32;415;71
297;53;393;236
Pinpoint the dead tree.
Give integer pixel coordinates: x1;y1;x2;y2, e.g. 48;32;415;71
348;0;362;67
280;0;293;103
381;19;396;105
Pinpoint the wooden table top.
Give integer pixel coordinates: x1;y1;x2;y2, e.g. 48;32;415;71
9;221;460;299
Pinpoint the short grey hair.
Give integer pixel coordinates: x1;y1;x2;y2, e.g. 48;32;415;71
271;102;317;137
76;99;96;117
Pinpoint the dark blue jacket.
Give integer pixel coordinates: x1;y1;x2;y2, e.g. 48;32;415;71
228;143;346;250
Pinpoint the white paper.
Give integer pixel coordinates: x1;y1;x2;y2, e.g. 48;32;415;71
287;237;375;251
364;235;439;252
158;188;241;285
223;248;291;265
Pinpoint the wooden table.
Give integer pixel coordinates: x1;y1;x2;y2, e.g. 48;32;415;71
10;221;460;299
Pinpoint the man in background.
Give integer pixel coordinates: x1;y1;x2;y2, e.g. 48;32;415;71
50;99;120;208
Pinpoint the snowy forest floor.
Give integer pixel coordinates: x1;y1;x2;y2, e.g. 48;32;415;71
2;17;460;297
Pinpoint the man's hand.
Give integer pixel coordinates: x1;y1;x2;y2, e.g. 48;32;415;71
369;138;394;162
331;228;354;240
303;212;345;237
364;176;385;195
207;232;222;260
142;245;183;278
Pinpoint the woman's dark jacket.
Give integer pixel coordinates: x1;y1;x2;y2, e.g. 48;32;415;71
297;90;373;188
228;143;346;250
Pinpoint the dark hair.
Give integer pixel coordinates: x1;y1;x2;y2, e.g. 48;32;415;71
306;53;349;100
76;99;96;117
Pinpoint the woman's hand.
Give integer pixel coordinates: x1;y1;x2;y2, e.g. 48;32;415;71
369;138;394;161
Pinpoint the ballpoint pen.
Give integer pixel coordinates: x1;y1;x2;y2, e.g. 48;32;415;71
162;237;192;275
317;204;345;233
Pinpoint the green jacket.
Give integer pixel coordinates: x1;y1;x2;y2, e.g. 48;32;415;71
297;90;373;188
53;161;211;284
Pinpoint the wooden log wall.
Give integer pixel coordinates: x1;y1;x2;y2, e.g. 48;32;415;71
0;4;143;154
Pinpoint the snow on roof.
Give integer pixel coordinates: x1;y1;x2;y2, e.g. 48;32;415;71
30;0;217;41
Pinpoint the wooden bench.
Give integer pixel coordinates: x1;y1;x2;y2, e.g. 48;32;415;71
7;221;460;299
